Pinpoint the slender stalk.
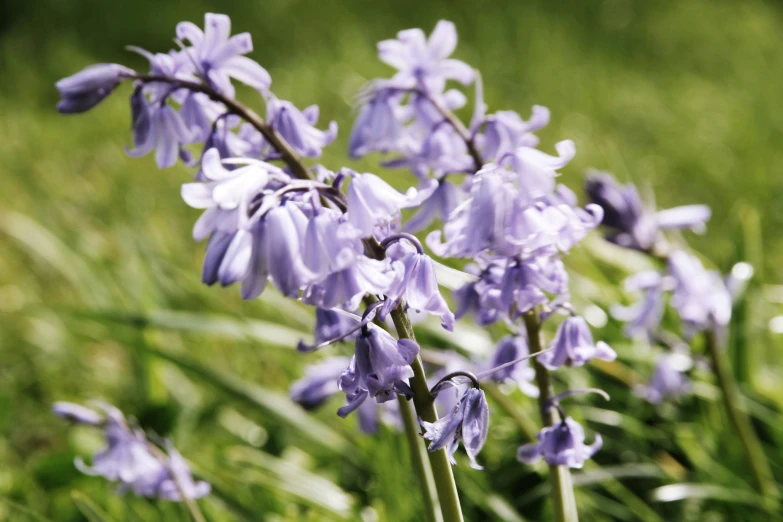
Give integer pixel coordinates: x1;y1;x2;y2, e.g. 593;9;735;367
421;91;484;171
398;396;444;522
523;309;579;522
148;445;208;522
705;329;778;506
391;307;465;522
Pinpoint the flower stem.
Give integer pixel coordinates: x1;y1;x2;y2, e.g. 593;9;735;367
391;307;465;522
397;395;444;522
705;329;778;506
523;309;579;522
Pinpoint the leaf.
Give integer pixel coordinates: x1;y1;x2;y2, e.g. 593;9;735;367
226;446;354;519
71;491;115;522
142;344;353;457
650;483;766;507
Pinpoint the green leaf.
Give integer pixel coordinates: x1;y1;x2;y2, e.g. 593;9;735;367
71;491;115;522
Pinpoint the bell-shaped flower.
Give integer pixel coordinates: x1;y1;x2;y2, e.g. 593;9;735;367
504;140;575;205
487;336;538;398
404;179;460;233
157;444;211;501
346;172;412;236
267;96;337;158
539;316;616;370
478;106;550;162
298;308;360;352
127;102;199;168
176;13;271;97
56;64;134;114
638;353;692;404
383;124;473;179
337;327;419;416
611;270;666;339
381;240;455;330
265;202;315;297
518;417;602;469
498;254;568;319
290;357;351;409
421;388;489;469
349;89;407;158
377;20;474;93
52;402;104;425
452;260;506;326
668;250;732;336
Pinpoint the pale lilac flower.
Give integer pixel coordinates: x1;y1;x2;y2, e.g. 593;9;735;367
337;328;419;416
504;140;576;204
487;336;539;398
382;244;455;330
476;107;550;162
297;309;360;352
127;102;198;168
611;270;666;338
498;255;568;319
518;417;602;469
157;445;211;501
349;90;407;158
539;316;616;370
421;388;489;469
668;250;732;336
290;357;351;409
176;13;271;97
266;97;337;158
346;172;412;236
404;179;460;233
383;124;472;179
56;64;134;114
453;260;506;326
52;402;104;425
638;353;692;404
377;20;474;93
265;202;315;297
586;171;711;252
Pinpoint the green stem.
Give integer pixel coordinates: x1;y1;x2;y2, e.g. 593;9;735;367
391;307;465;522
398;395;444;522
705;329;778;506
523;309;579;522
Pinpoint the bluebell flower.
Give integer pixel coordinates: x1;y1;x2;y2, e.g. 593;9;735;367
487;336;539;398
539;316;616;370
504;141;576;205
498;255;568;319
157;444;211;501
404;179;460;233
337;327;419;416
668;250;732;336
383;124;472;179
55;64;134;114
420;388;489;469
177;13;272;97
453;260;506;326
265;202;315;297
126;102;198;168
638;353;692;404
586;171;711;252
290;357;351;409
52;401;104;425
377;20;474;93
297;308;359;352
346;171;413;236
517;417;602;469
611;270;666;339
382;244;455;330
348;89;407;158
266;96;337;158
477;107;550;163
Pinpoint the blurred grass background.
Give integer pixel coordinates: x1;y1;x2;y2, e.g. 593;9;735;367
2;0;783;520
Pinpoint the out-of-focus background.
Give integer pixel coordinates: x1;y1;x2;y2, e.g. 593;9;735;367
2;0;783;520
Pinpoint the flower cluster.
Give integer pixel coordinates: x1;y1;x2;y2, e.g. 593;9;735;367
53;402;209;500
587;171;739;404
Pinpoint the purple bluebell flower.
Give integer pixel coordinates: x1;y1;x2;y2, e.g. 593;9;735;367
126;102;198;168
420;387;489;469
504;140;576;204
404;179;460;233
266;96;337;158
487;336;539;398
56;64;134;114
303;256;394;311
377;20;474;93
517;417;602;469
346;172;412;236
477;107;550;162
539;316;616;370
290;357;351;409
638;353;692;404
668;250;732;336
498;255;568;319
298;308;360;353
586;171;711;252
383;124;472;179
337;327;419;416
157;444;211;501
453;260;506;326
382;243;455;330
348;89;407;158
52;402;104;425
611;270;666;338
265;201;315;297
177;13;271;97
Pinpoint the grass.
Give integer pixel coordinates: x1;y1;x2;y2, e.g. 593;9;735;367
1;0;783;520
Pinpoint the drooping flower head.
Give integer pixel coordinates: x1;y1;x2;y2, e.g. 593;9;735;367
538;315;616;370
56;64;134;114
518;416;602;469
421;387;489;469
